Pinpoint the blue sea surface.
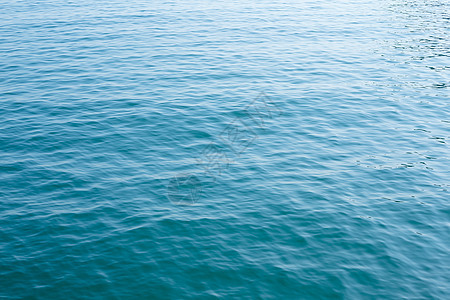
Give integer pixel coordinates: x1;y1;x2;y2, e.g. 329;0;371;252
1;0;449;298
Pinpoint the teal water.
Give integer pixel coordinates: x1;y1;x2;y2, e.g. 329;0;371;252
1;0;449;298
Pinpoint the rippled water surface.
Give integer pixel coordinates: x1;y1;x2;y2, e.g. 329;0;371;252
1;0;449;298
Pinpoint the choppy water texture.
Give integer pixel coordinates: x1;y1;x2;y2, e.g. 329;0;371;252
1;0;449;299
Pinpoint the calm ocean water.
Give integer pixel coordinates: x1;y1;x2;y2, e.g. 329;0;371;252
1;0;449;298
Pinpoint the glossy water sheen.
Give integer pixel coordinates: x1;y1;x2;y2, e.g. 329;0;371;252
1;0;449;299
